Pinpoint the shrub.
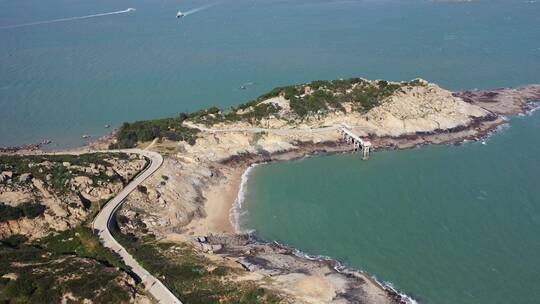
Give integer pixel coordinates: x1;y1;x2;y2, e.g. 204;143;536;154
137;185;147;194
0;234;28;248
0;203;45;222
114;117;200;148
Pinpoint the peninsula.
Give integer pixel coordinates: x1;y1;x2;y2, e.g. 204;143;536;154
1;77;539;303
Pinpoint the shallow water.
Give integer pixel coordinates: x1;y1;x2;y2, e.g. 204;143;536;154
1;0;539;147
242;110;540;304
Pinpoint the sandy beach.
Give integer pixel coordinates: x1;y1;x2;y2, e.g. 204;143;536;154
186;166;244;235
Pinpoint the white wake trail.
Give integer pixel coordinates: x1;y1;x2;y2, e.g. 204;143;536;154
184;4;216;16
0;8;136;30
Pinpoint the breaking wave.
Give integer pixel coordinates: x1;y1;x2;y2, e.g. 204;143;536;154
229;162;261;234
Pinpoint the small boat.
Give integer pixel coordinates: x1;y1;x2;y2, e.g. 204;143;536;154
176;11;185;18
104;124;111;128
82;134;91;139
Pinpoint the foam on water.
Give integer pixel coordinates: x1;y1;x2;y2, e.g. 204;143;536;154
229;163;260;234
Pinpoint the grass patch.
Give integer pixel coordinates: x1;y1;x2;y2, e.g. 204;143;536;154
40;227;128;271
0;228;134;303
113;229;282;304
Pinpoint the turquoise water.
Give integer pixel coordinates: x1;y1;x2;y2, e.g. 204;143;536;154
242;110;540;304
1;0;539;147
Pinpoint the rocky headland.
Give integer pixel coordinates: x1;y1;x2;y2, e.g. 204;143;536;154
110;78;540;303
2;77;539;303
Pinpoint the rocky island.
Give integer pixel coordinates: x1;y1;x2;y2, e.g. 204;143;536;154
1;77;539;303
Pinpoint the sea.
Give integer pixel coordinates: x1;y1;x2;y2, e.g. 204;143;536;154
1;0;539;303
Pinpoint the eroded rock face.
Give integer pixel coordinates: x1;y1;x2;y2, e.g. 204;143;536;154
454;84;540;115
114;80;540;304
0;153;146;240
365;84;490;136
117;157;208;236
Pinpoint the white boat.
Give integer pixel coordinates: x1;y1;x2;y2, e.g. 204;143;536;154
176;11;185;18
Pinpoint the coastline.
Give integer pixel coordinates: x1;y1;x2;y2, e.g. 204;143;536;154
229;160;419;304
5;82;539;303
229;162;260;234
216;101;540;304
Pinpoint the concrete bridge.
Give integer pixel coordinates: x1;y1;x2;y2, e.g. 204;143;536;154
340;123;371;160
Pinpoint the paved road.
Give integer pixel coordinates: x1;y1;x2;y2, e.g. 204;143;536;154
92;149;182;304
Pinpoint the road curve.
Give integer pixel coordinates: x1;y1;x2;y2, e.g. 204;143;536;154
92;149;182;304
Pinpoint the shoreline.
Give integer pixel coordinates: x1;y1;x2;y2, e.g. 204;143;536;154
229;161;419;303
4;82;540;303
220;101;540;303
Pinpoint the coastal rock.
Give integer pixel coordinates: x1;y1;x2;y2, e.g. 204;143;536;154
365;84;490;136
0;171;13;184
454;84;540;115
18;173;33;183
115;79;540;304
0;153;147;240
72;176;93;188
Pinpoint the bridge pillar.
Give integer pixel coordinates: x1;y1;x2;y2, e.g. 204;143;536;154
362;145;370;160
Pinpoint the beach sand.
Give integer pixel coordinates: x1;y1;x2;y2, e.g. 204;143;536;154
185;166;244;236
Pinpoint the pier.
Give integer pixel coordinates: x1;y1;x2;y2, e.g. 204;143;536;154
340;123;371;160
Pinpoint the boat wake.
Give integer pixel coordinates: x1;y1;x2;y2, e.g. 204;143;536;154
184;4;216;16
0;8;136;30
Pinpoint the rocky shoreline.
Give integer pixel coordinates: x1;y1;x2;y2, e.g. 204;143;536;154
4;81;540;303
176;85;540;303
196;117;508;304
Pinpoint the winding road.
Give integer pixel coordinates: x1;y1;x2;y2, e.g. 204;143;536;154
91;149;182;304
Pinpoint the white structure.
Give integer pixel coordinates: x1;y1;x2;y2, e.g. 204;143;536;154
340;123;371;160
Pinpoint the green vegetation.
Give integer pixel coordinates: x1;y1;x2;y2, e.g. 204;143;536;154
0;153;127;195
112;115;200;149
137;185;147;193
111;77;427;146
0;202;45;222
0;228;134;303
187;77;427;125
0;234;28;248
40;227;128;270
114;230;282;304
0;153;152;303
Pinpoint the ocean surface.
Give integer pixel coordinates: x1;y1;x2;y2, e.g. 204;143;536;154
2;0;540;303
1;0;539;147
242;110;540;304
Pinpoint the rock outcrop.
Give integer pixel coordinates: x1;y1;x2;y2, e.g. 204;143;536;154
0;153;146;239
116;79;539;304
